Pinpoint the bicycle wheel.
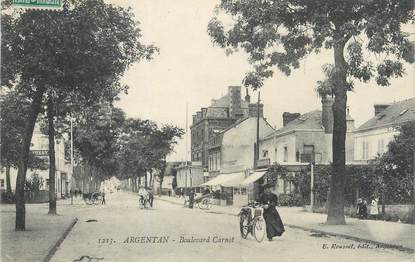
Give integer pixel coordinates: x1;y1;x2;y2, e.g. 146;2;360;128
252;217;266;243
198;198;209;210
239;214;250;239
205;198;212;209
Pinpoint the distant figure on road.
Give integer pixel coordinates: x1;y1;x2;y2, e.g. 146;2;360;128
101;190;106;205
258;184;285;241
146;187;154;207
138;186;148;206
188;189;195;209
357;198;368;219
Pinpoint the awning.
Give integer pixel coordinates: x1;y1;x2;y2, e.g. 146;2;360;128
220;173;246;187
201;172;244;187
241;171;267;185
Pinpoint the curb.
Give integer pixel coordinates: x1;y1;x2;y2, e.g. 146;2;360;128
285;224;414;254
157;197;414;254
43;217;78;262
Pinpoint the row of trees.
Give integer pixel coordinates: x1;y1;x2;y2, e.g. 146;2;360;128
1;0;158;230
72;104;184;193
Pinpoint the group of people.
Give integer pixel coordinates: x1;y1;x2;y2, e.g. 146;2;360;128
357;197;379;219
138;186;154;208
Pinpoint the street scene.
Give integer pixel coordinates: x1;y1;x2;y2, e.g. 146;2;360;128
1;0;415;261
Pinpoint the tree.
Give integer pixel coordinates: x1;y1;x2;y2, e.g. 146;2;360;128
1;0;157;230
208;0;414;224
74;104;126;192
151;125;184;195
375;121;415;221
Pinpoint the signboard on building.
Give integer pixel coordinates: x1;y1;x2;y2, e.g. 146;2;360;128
31;150;49;157
12;0;62;9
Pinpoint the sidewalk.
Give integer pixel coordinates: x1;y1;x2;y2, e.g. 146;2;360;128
1;202;78;262
156;195;415;253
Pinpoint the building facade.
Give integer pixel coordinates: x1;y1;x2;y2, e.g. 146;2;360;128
190;86;263;168
0;124;72;198
258;96;355;195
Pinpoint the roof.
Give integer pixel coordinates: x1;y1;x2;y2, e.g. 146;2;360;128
210;93;249;109
263;110;323;139
218;116;275;137
356;98;415;132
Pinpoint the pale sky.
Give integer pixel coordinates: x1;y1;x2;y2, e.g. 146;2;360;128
110;0;415;161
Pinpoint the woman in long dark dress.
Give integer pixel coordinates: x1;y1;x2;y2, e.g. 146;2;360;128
259;184;285;241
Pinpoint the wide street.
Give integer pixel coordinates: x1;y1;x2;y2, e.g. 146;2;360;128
50;192;412;262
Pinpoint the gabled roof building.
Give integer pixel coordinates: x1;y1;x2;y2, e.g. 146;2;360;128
354;98;415;163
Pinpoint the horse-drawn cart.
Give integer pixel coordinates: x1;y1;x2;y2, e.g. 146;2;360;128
83;192;103;205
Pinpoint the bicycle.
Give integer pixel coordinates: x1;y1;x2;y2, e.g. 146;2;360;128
83;192;103;205
238;201;266;242
183;195;212;210
139;195;149;209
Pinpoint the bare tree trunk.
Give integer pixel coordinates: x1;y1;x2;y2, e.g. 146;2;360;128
132;177;136;192
149;170;153;187
326;40;347;225
144;171;148;187
47;96;57;215
6;165;12;195
15;85;46;231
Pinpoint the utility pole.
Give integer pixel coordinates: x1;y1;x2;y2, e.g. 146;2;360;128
185;102;189;162
254;91;260;170
310;162;314;211
70;116;74;205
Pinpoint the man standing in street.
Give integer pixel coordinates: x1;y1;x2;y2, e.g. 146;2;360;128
188;189;195;209
101;190;106;205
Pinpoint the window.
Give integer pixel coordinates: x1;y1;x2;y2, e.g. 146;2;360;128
262;150;269;158
274;148;278;162
46;179;50;187
377;139;385;155
362;141;369;160
283;146;288;162
0;179;4;188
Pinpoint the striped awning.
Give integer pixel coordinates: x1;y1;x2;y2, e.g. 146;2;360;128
201;172;244;187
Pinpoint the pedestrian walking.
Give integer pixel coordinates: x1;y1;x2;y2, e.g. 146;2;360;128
147;187;154;207
370;197;379;220
188;189;195;209
101;190;106;205
258;184;285;241
358;198;368;219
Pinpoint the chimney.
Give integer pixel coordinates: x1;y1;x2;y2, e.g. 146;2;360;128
374;104;390;116
249;103;264;117
282;112;300;126
346;106;355;132
228;86;242;118
201;108;207;118
245;88;251;103
321;96;334;134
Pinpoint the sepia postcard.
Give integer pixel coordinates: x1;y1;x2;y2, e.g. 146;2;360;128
1;0;414;261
